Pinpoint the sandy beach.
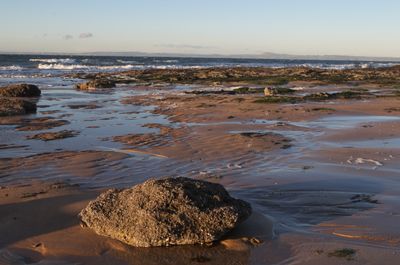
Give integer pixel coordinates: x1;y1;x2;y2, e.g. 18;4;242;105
1;65;400;264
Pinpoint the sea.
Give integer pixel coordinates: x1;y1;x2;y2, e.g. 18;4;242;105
1;54;399;86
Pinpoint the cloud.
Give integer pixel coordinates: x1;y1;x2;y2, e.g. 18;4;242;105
79;32;94;39
155;44;215;50
63;34;73;40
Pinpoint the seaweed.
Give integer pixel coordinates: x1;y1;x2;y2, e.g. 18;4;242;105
328;248;356;260
351;87;369;92
303;93;331;101
311;107;336;112
351;194;379;204
274;87;296;94
324;74;350;84
190;256;212;263
264;77;291;86
254;89;370;105
232;87;264;94
332;90;364;99
254;96;300;104
305;91;365;101
92;66;400;88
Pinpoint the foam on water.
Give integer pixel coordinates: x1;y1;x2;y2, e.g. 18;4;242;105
271;62;399;70
1;54;400;81
37;63;209;71
37;63;136;71
30;58;76;64
0;65;24;71
116;59;141;64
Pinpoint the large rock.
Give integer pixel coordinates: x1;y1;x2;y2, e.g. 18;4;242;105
0;84;41;97
0;98;37;116
79;177;252;247
76;79;116;90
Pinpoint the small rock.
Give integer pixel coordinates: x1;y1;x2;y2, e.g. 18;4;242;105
32;242;42;248
79;177;252;247
76;79;116;90
264;87;275;96
26;130;79;141
16;117;70;131
0;84;41;97
248;237;263;246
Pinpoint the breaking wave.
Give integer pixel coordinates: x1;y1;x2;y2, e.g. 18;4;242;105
37;64;206;71
0;65;24;71
37;63;136;71
116;59;141;64
35;62;400;71
268;62;400;70
1;55;399;79
30;58;76;64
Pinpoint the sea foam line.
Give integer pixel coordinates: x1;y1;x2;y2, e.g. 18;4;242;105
37;63;136;70
30;58;76;64
0;65;24;71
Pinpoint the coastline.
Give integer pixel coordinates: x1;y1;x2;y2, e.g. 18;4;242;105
1;66;400;264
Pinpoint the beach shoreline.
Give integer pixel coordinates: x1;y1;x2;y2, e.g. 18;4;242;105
1;66;400;264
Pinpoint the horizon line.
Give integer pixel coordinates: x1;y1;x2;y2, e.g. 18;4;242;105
0;50;399;61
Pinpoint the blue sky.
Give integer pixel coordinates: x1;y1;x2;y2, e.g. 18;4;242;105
1;0;399;56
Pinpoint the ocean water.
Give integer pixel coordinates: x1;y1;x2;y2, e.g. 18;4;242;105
1;54;399;82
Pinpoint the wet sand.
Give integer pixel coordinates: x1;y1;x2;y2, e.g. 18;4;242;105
0;181;288;265
1;69;400;264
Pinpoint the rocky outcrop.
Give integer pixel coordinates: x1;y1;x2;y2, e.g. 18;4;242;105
0;84;40;116
15;117;70;131
76;79;116;90
0;84;41;97
79;177;252;247
0;98;37;116
26;130;79;141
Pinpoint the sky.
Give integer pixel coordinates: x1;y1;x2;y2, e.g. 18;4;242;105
1;0;400;57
